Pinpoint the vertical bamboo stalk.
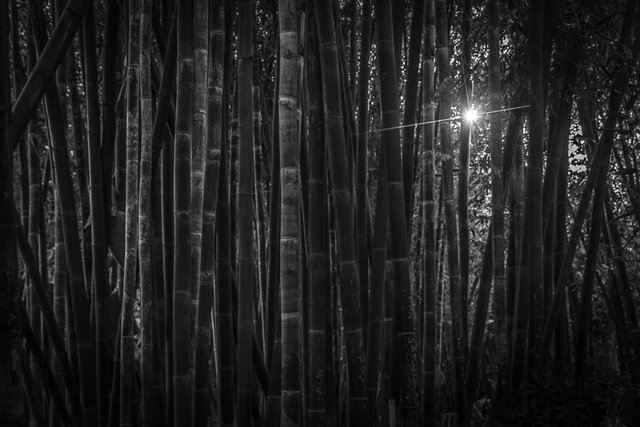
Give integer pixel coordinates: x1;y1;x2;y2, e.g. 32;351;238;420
236;0;256;424
193;1;225;424
313;1;368;423
457;0;472;337
401;0;424;229
0;2;24;423
306;3;327;424
421;0;438;423
120;0;140;423
173;0;195;424
190;0;209;326
435;0;467;421
139;0;155;424
277;0;302;424
488;0;507;379
355;0;371;337
81;2;110;423
374;0;419;422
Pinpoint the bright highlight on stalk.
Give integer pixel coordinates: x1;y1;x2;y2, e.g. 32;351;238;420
464;108;479;123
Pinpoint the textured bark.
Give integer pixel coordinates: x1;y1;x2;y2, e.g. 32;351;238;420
190;0;209;326
173;0;195;424
278;0;302;424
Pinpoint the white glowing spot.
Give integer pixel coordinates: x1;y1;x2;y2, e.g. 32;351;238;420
464;108;479;123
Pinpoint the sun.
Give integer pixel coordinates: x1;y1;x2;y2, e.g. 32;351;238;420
464;108;479;123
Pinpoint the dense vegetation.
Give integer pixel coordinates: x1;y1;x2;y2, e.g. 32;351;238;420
1;0;640;425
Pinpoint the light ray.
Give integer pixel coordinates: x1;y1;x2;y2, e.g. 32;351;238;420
366;104;530;134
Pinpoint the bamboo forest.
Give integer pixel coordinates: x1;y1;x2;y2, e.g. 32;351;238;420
4;0;640;425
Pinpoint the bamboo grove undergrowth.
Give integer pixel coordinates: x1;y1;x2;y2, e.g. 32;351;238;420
3;0;640;426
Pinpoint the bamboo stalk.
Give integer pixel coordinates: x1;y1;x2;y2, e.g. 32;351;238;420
173;0;195;424
313;1;368;423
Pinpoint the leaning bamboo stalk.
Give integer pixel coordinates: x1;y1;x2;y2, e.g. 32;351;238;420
575;1;638;376
30;4;96;423
12;0;90;144
541;0;637;355
13;193;83;426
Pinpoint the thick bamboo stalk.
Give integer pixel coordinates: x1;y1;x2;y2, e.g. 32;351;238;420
173;0;195;424
190;0;210;322
306;4;327;423
277;0;302;424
